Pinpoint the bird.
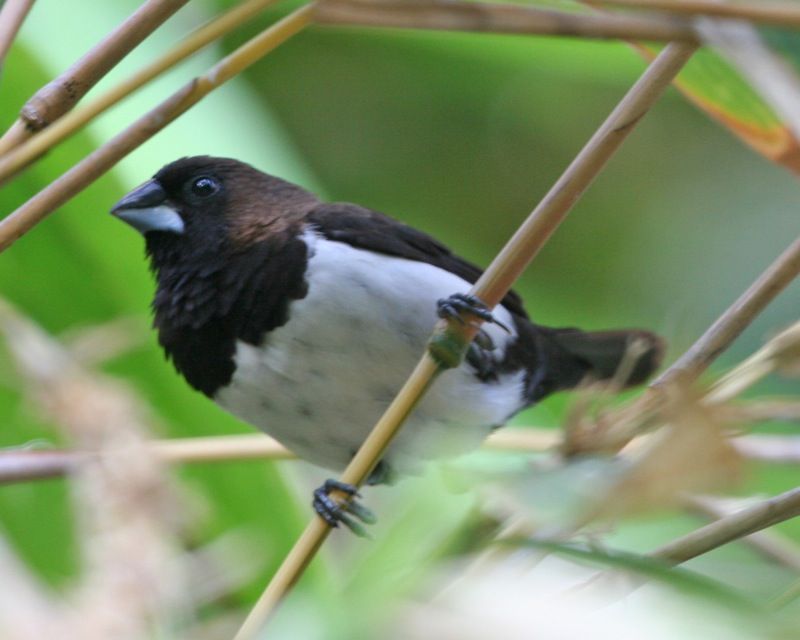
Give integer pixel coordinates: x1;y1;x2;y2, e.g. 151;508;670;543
111;155;664;534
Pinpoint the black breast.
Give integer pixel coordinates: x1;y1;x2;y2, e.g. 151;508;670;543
150;233;310;396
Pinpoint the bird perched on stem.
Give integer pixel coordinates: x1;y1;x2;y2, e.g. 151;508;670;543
112;156;664;535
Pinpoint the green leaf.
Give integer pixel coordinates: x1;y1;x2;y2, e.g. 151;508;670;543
648;45;800;173
502;537;764;613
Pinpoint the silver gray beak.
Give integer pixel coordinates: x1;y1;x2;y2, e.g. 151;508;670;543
111;180;185;235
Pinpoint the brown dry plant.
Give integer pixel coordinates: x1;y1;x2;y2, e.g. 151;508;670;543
0;301;189;640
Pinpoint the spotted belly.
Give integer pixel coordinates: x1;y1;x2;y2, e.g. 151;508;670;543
214;231;527;473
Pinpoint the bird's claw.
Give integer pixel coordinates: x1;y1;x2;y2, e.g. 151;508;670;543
436;293;510;333
312;479;377;537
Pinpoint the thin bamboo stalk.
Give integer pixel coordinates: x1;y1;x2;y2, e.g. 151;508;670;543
600;0;800;28
655;236;800;388
706;321;800;404
734;400;800;423
471;43;697;312
0;85;196;251
233;356;441;640
0;0;35;70
0;435;295;483
733;434;800;463
0;5;314;252
315;0;697;42
654;487;800;564
3;430;798;485
569;490;800;601
0;429;558;485
0;121;28;156
0;0;282;184
232;41;697;640
0;0;189;157
583;235;800;455
0;449;69;483
687;495;800;571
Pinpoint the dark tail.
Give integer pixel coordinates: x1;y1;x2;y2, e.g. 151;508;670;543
527;326;665;402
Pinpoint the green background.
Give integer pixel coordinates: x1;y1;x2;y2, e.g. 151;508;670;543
1;1;798;636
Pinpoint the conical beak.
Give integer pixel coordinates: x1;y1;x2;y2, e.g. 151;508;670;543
111;180;184;235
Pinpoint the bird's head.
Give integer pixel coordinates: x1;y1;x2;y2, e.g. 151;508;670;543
111;155;318;267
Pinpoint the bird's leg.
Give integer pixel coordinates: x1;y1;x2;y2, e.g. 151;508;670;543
436;293;510;333
312;479;377;537
466;339;498;381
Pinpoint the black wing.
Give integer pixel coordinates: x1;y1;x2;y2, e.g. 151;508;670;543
306;202;527;318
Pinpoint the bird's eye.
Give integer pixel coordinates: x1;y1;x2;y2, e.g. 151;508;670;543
190;176;220;198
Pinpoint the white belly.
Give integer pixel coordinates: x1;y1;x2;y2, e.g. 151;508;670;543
214;230;526;473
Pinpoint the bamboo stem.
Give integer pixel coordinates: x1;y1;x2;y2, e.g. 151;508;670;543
0;434;295;483
0;0;35;70
653;487;800;564
735;400;800;423
471;41;697;312
600;0;800;28
233;41;697;640
687;495;800;572
233;356;442;640
0;429;560;486
654;236;800;388
0;121;28;156
570;490;800;601
733;434;800;463
3;430;799;485
0;84;197;251
0;5;314;253
314;0;697;42
0;0;190;157
583;236;800;455
0;449;70;483
0;0;282;184
705;321;800;405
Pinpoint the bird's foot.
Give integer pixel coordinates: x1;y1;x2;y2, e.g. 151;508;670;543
312;479;377;537
466;341;498;381
436;293;510;333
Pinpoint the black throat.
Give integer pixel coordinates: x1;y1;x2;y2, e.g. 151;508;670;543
146;230;310;396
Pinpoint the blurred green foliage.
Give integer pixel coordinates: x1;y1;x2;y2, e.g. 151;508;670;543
0;0;798;635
